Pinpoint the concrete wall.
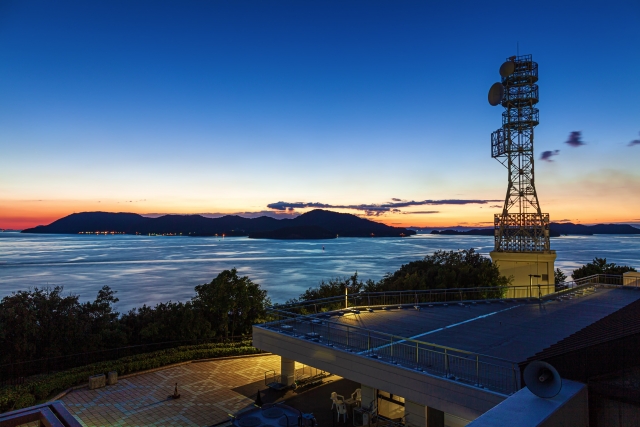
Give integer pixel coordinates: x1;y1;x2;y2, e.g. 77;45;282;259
490;251;556;295
253;326;505;421
466;379;587;427
623;271;640;287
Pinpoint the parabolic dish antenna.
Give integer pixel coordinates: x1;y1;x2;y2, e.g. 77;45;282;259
499;61;515;77
488;82;504;106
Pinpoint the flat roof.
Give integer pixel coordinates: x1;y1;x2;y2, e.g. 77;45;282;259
323;287;640;363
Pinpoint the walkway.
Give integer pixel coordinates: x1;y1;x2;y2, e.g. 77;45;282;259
61;354;282;427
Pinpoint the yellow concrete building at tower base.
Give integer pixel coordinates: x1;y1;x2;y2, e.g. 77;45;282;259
490;251;557;297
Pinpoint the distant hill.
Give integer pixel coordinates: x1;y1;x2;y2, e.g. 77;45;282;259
549;222;640;235
21;209;415;239
429;222;640;236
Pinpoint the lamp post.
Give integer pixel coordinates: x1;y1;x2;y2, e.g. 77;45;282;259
345;286;348;309
528;274;541;298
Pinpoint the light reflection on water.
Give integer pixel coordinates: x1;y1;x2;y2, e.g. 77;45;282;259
1;233;638;311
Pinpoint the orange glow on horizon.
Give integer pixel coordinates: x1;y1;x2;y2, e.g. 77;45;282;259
1;200;638;231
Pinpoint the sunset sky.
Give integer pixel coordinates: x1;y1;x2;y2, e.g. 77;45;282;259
1;1;639;230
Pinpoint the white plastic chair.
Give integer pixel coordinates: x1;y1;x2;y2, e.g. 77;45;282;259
336;402;348;422
351;388;361;406
330;392;345;410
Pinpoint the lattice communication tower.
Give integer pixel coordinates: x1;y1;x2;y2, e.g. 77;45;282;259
487;54;550;253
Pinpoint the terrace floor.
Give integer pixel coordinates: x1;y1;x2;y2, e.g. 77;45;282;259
59;354;358;427
61;354;281;427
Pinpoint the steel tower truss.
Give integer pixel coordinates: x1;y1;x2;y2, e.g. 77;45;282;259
491;54;550;253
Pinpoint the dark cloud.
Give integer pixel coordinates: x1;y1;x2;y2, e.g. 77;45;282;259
540;150;560;162
267;199;501;216
565;131;586;147
391;198;402;202
629;132;640;147
490;204;502;208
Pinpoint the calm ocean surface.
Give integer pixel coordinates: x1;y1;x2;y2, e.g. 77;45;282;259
1;232;638;311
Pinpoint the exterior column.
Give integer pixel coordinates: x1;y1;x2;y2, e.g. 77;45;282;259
405;402;448;427
405;401;427;427
360;385;376;411
281;357;296;386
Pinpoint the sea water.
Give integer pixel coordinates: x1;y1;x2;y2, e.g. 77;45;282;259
0;232;638;311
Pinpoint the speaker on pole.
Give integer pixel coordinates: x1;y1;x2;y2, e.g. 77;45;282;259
524;361;562;398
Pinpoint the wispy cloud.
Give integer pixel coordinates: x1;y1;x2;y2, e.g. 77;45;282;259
267;199;501;216
404;211;440;214
143;210;299;219
565;131;586;147
629;132;640;147
540;150;560;162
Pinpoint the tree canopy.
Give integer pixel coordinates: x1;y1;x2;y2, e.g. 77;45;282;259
572;258;637;280
367;249;511;292
0;269;270;366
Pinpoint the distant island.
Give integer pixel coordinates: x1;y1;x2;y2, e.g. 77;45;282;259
21;209;415;239
430;222;640;236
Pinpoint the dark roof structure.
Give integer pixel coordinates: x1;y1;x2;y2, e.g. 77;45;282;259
322;287;640;363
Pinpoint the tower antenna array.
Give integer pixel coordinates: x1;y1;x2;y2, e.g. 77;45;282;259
488;54;550;253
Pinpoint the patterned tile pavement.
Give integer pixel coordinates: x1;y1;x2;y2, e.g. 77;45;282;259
61;354;287;427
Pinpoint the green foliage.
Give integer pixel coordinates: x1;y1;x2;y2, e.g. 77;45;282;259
0;286;125;364
0;270;270;366
366;249;511;297
293;273;373;302
0;341;259;413
572;258;637;280
554;268;567;285
193;268;271;338
120;300;213;344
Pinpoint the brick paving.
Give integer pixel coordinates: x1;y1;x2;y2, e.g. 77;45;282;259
61;354;285;427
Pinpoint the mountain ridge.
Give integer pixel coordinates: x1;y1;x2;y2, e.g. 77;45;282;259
429;222;640;236
20;209;415;239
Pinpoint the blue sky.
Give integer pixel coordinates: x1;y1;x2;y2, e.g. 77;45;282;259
1;0;639;228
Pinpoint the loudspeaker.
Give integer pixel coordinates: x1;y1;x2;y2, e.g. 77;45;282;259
523;361;562;398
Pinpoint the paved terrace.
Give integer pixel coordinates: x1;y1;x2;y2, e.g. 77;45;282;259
60;355;283;427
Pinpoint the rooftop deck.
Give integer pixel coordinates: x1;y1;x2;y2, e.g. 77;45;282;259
257;277;640;396
324;287;640;362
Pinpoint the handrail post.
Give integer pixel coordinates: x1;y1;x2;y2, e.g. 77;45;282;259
347;326;350;348
475;355;480;386
416;341;419;366
368;331;371;354
390;336;394;361
444;349;449;377
327;322;331;344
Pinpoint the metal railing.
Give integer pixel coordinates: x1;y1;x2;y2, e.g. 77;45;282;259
258;274;632;396
272;274;628;315
261;314;521;395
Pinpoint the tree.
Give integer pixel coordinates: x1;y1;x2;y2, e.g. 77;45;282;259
294;273;369;302
0;286;123;364
572;258;637;280
193;269;270;338
119;300;213;345
366;249;511;297
554;268;567;285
